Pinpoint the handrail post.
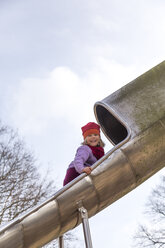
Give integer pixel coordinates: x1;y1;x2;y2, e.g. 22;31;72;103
78;206;93;248
58;236;64;248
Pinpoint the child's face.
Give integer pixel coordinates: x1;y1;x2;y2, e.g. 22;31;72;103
85;134;100;146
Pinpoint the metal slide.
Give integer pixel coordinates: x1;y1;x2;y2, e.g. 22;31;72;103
0;61;165;248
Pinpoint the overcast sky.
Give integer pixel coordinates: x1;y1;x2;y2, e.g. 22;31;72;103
0;0;165;247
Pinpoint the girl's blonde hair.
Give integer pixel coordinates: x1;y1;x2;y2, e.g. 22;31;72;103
82;137;105;147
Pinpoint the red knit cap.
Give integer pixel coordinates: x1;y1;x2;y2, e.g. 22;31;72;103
81;122;100;139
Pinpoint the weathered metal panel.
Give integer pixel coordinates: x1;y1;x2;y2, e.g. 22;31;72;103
22;201;61;248
95;60;165;140
0;224;23;248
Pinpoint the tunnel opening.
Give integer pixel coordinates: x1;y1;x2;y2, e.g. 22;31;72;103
95;105;128;145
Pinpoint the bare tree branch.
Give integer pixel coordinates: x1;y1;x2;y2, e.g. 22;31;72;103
0;121;78;247
0;122;55;224
133;176;165;248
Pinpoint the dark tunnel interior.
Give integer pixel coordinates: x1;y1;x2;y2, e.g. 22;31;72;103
95;105;128;145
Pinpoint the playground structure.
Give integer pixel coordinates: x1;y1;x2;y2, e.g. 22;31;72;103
0;61;165;248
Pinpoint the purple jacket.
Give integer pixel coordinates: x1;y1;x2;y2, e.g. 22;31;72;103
68;145;97;174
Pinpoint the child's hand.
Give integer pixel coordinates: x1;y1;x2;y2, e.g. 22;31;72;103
82;167;92;175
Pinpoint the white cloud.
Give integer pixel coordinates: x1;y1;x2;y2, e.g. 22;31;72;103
10;59;138;136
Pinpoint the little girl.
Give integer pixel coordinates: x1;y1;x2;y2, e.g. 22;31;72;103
63;122;105;186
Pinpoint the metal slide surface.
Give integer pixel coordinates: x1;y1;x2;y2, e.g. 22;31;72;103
0;61;165;248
